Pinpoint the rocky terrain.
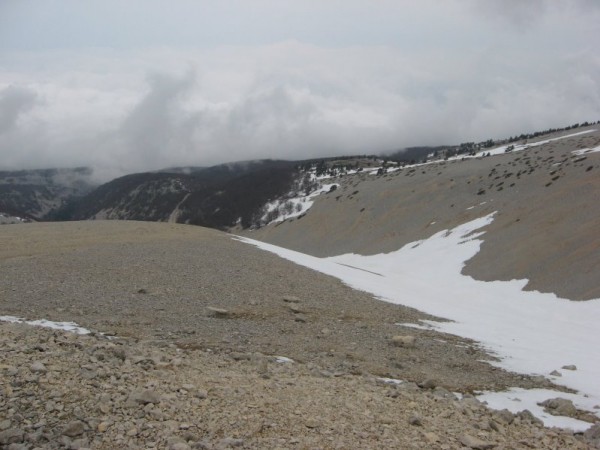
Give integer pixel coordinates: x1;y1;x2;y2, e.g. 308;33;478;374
2;321;598;450
1;221;599;448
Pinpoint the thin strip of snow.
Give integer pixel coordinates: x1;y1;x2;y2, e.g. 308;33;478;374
377;377;405;385
467;129;597;159
431;129;597;164
0;315;92;334
274;356;295;363
572;145;600;156
234;214;600;429
396;322;435;331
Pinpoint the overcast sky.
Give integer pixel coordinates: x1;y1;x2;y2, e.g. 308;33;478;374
1;0;599;180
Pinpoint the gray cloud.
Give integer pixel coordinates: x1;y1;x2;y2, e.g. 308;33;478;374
470;0;600;29
117;70;197;166
0;1;599;181
0;85;38;134
470;0;549;27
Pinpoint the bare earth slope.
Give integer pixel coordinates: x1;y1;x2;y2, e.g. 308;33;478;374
244;127;600;300
0;221;535;391
1;221;597;448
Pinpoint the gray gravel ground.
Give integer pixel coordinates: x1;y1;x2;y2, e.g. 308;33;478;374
0;221;552;392
1;322;596;449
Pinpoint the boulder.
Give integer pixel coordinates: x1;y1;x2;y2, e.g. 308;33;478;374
539;398;578;418
62;420;85;437
460;434;496;449
391;335;416;348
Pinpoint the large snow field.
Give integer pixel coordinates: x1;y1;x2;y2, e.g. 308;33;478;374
236;214;600;431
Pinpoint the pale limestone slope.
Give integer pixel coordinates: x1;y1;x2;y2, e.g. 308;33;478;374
243;127;600;300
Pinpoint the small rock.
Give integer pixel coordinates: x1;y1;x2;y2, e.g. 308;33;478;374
305;418;320;428
29;361;47;373
0;428;24;445
423;432;439;443
419;378;437;389
219;437;244;447
98;402;111;414
97;422;110;433
4;366;18;376
489;420;505;434
376;416;394;425
230;352;251;361
562;364;577;371
391;335;416;348
195;389;208;399
170;443;191;450
70;437;90;449
206;307;231;318
0;420;11;431
492;409;514;424
408;415;422;426
62;421;85;437
130;389;161;405
7;444;29;450
287;304;304;314
549;370;562;377
432;387;456;399
584;423;600;447
517;410;543;427
539;398;578;418
282;295;300;303
459;434;496;449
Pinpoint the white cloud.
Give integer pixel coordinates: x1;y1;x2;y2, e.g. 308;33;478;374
0;2;599;180
0;85;38;134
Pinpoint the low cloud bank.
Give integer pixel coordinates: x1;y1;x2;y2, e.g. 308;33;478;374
1;39;598;181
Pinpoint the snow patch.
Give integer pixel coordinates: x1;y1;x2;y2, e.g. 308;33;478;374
377;377;405;385
572;145;600;156
275;356;295;364
396;322;435;331
260;182;338;226
467;129;597;159
235;213;600;430
0;315;92;335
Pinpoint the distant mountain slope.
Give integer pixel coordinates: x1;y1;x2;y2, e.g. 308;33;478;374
243;126;600;300
62;160;299;230
0;167;95;220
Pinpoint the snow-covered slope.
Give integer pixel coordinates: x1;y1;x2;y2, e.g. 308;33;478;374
237;125;600;431
237;212;600;430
